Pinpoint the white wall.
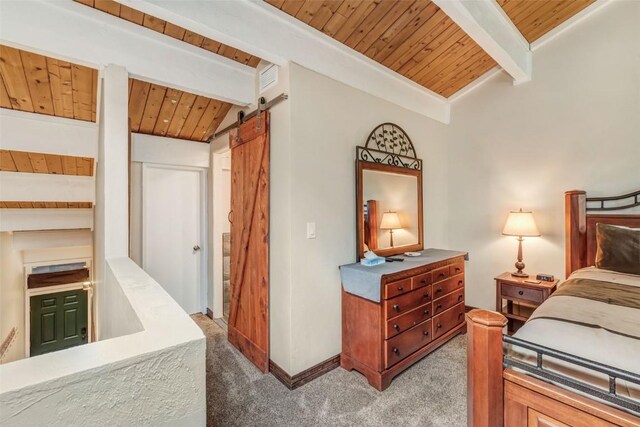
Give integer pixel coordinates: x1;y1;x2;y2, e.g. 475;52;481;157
210;151;231;318
0;233;24;364
281;63;449;375
446;0;640;309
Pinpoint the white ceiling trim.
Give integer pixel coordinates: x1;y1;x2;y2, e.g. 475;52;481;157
126;0;451;123
0;0;255;106
433;0;532;85
0;172;94;203
0;209;94;232
0;109;98;158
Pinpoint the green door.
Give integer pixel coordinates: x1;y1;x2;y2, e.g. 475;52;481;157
30;289;88;356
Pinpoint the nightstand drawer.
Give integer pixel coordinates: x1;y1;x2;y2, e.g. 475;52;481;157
502;283;543;303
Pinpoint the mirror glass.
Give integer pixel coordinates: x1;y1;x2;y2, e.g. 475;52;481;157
357;163;423;258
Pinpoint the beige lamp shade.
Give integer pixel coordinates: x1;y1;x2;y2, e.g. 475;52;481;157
380;212;402;230
502;209;540;237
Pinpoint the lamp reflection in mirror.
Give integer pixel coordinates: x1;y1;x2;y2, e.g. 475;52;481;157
380;211;402;248
502;209;540;277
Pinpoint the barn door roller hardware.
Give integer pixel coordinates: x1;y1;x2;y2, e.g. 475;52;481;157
212;93;288;140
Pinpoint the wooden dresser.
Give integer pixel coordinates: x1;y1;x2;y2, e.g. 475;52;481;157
340;250;467;391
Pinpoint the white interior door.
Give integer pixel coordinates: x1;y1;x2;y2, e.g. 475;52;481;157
142;164;205;314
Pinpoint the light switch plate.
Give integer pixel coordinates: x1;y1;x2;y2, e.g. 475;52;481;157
306;222;316;239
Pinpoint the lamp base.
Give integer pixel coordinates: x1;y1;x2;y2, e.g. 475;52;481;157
511;271;529;278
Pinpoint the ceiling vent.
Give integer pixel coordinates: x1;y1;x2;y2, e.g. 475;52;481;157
259;64;278;94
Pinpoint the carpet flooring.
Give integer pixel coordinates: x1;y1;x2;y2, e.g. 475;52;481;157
192;314;467;427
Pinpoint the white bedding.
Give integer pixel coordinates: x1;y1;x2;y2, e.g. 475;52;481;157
509;267;640;402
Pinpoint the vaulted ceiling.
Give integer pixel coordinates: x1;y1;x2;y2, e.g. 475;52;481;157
267;0;596;97
128;79;233;142
0;45;97;121
74;0;262;67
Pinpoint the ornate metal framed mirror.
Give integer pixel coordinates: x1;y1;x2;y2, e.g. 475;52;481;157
356;123;424;260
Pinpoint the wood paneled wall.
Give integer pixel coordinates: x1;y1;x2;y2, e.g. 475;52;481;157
75;0;262;67
0;45;97;121
128;79;233;142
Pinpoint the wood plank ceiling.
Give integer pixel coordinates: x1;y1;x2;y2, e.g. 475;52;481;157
267;0;596;97
0;45;97;121
128;79;233;142
498;0;596;43
75;0;262;67
266;0;497;98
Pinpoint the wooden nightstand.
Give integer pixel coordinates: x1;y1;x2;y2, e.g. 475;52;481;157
495;272;559;334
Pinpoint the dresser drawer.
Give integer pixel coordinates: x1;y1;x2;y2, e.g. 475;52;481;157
433;302;466;339
433;288;464;316
385;319;432;368
432;266;450;283
384;286;432;320
502;283;543;303
411;271;432;290
384;278;411;299
449;262;464;276
385;302;432;339
433;274;465;299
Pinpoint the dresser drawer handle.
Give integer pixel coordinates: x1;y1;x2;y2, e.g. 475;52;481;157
423;331;429;337
436;323;442;329
518;290;524;296
458;295;463;301
423;293;430;299
420;279;427;284
423;309;430;315
393;324;400;331
436;304;443;310
458;280;463;286
436;288;443;293
392;347;400;355
438;273;446;278
393;304;400;312
454;267;461;272
397;286;404;291
458;312;464;318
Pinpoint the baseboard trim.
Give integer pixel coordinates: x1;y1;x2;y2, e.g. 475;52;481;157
270;354;340;390
206;307;214;319
465;304;478;313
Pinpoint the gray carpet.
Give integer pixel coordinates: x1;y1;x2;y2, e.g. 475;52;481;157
192;314;467;427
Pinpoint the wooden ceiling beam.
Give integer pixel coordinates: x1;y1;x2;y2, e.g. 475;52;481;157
432;0;532;85
1;0;255;106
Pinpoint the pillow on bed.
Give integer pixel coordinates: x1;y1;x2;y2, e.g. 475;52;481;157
595;223;640;275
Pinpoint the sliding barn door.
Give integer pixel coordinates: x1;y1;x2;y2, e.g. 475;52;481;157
228;113;270;372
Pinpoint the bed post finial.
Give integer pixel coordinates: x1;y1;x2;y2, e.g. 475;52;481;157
466;309;507;427
565;190;587;278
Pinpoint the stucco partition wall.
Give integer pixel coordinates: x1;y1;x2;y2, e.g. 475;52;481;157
0;257;206;426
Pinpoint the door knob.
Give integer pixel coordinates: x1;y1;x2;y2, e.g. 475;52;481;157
193;245;201;251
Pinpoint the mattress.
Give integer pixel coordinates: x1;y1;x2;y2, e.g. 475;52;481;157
508;267;640;404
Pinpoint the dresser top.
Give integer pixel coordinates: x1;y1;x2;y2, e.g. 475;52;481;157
340;248;468;302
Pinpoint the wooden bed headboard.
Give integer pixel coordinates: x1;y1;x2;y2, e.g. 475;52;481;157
565;189;640;277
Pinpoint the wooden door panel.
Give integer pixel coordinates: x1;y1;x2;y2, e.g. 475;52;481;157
228;113;270;372
31;289;88;356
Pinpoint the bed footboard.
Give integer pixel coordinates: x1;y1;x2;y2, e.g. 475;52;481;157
466;309;640;427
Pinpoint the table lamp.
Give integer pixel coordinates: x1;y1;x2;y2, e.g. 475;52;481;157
502;208;540;277
380;211;402;248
